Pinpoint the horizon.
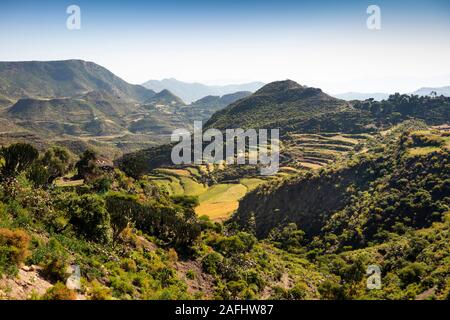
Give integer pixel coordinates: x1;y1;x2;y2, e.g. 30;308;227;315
1;58;448;96
1;0;450;93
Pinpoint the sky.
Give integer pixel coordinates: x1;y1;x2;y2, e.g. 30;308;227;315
1;0;450;94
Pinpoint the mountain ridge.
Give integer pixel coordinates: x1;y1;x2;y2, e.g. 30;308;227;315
0;60;155;102
142;78;264;103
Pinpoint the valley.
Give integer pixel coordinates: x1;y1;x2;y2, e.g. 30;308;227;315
0;60;449;301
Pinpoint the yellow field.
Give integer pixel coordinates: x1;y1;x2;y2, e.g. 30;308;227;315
196;184;248;221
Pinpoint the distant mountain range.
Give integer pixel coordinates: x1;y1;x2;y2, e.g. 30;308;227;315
332;92;390;101
142;78;264;103
1;59;449;160
412;86;450;97
333;86;450;101
0;60;258;157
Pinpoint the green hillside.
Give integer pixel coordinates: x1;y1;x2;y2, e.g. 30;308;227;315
234;121;449;243
0;60;155;102
205;80;351;132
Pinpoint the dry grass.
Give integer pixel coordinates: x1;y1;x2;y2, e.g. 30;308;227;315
54;179;84;187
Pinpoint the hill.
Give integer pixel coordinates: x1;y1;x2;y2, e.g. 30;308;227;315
145;89;186;107
178;91;252;122
0;60;155;102
205;80;356;132
234;121;450;242
142;78;264;103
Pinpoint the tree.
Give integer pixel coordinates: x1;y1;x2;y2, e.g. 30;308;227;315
75;149;99;180
41;147;72;182
105;192;138;244
273;223;305;250
66;194;111;243
27;162;50;187
0;143;39;178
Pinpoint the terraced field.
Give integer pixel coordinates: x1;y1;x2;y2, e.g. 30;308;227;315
145;166;266;221
143;132;371;220
281;132;371;169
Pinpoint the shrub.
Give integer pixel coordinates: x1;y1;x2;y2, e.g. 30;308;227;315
213;232;256;257
0;228;30;275
318;279;347;300
398;262;427;287
186;270;196;280
42;256;70;282
41;147;72;182
120;258;137;272
42;282;77;300
0;143;39;178
32;238;69;282
27;163;50;187
202;252;223;275
287;282;308;300
89;280;112;300
0;228;30;274
66;194;111;243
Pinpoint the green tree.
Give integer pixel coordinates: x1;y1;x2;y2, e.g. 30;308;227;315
105;192;138;243
75;149;99;180
0;143;39;178
41;147;72;182
66;194;111;243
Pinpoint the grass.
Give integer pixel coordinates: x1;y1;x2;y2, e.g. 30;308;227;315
151;177;184;195
407;146;442;156
54;179;84;187
156;168;191;177
179;176;207;196
196;184;247;221
298;162;322;169
240;178;265;191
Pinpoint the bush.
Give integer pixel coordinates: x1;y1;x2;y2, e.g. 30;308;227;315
27;163;50;188
398;262;427;287
32;238;69;282
42;282;77;300
0;228;30;275
212;232;256;257
66;194;111;243
318;279;347;300
202;252;223;275
0;143;39;178
89;280;112;300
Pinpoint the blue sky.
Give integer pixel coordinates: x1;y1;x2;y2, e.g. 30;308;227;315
1;0;450;93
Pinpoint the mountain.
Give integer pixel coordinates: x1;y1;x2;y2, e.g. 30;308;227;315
0;94;12;108
412;86;450;97
333;86;450;101
0;60;155;102
194;91;251;107
141;78;264;103
6;97;124;136
332;92;390;101
179;91;252;122
204;80;353;132
206;80;450;134
144;89;186;107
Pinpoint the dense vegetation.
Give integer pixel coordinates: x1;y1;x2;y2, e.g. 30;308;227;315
0;77;449;300
0;119;449;300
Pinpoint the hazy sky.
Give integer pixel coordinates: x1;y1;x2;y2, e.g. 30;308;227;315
1;0;450;93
